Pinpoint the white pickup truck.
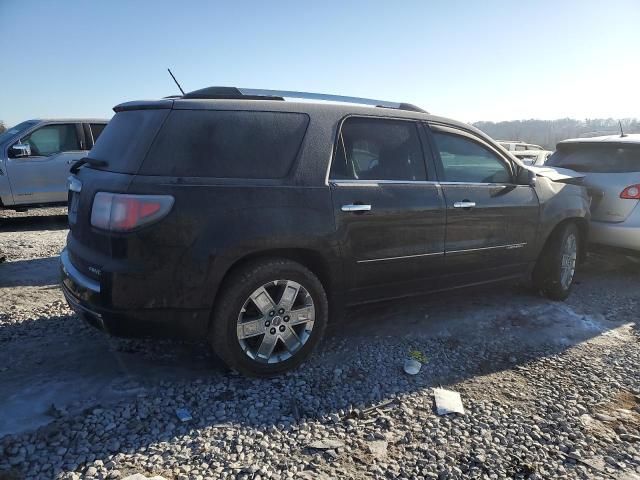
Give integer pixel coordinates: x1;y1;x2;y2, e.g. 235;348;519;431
0;119;108;210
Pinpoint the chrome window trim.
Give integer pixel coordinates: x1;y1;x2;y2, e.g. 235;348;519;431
439;181;519;187
331;179;441;187
324;114;429;186
357;251;444;263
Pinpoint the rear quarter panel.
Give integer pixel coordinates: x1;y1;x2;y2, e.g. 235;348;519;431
127;176;342;310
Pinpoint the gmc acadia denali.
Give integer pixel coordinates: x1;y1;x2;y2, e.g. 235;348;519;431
61;87;590;376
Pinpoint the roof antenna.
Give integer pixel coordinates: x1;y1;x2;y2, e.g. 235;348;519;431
167;68;185;96
619;120;627;137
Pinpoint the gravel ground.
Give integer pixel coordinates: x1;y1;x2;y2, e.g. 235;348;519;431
0;209;639;480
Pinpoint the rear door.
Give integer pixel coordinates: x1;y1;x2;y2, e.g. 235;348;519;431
547;143;640;223
6;122;86;204
427;124;539;282
329;116;446;303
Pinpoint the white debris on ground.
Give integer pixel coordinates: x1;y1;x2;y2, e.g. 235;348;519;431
433;388;465;416
1;209;639;480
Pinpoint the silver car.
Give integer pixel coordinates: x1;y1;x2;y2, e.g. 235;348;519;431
0;119;108;210
547;134;640;254
513;149;553;166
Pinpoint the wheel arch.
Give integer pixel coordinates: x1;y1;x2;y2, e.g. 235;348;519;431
210;247;340;324
541;216;589;263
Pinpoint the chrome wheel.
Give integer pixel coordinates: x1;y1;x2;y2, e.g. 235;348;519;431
236;280;315;364
560;233;577;289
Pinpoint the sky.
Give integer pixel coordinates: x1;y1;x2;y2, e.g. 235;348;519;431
1;0;639;127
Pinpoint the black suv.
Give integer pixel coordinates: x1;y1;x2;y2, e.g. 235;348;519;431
61;87;590;376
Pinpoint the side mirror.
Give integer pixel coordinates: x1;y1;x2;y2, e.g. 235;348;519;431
10;143;31;158
516;167;536;187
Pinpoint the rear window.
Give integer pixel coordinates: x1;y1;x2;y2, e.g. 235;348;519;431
547;144;640;173
89;109;170;174
141;110;310;178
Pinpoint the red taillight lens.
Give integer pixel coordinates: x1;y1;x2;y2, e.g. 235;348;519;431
620;184;640;200
91;193;174;231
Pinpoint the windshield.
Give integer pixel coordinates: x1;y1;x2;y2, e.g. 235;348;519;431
0;120;39;144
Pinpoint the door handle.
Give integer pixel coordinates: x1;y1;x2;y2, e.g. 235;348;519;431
453;201;476;209
342;204;372;212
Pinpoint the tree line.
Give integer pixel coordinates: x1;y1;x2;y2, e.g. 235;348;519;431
474;118;640;150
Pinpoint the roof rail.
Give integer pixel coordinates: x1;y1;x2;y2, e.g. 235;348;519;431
181;87;428;113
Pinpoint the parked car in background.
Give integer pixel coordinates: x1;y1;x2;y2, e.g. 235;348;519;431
498;141;544;152
547;134;640;255
513;149;553;166
61;87;590;376
0;119;108;210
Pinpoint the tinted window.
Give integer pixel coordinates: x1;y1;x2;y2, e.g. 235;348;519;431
547;145;640;173
330;118;426;181
21;124;79;156
90;123;107;142
142;110;309;178
432;131;512;183
89;109;171;174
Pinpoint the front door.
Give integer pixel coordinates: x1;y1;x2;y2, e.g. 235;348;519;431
330;116;446;303
427;124;539;283
7;123;86;204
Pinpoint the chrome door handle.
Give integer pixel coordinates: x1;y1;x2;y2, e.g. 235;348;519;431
453;201;476;208
341;204;372;212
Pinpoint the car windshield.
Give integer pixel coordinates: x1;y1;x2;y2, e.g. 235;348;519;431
0;120;39;144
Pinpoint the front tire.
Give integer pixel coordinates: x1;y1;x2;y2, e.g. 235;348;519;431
533;222;580;301
210;258;328;377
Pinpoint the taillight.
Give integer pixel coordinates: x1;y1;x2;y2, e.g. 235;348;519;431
91;192;174;232
620;184;640;200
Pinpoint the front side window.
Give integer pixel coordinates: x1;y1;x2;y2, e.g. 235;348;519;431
20;124;79;156
330;117;426;181
432;131;512;183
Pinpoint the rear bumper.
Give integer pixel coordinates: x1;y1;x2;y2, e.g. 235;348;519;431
589;211;640;253
60;249;210;339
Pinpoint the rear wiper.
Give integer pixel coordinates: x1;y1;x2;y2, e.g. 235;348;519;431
70;157;107;174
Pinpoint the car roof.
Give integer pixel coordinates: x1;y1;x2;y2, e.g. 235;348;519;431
558;134;640;146
114;97;496;144
34;118;109;123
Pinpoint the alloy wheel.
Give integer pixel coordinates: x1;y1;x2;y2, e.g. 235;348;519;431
236;280;315;364
560;233;577;289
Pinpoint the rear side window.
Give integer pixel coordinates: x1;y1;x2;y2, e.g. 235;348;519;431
432;131;512;183
142;110;309;178
89;109;170;174
330;117;426;181
547;145;640;173
90;123;107;142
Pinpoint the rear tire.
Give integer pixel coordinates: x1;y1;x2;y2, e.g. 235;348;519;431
533;222;580;301
210;258;328;377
